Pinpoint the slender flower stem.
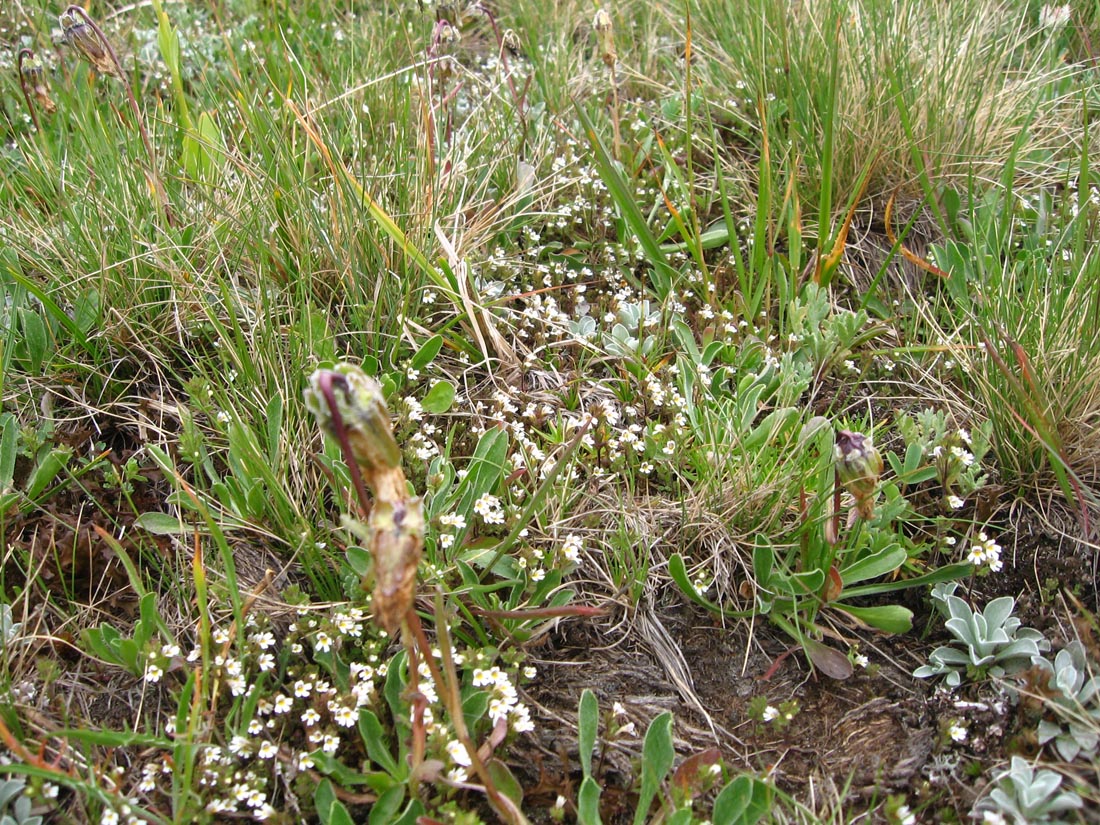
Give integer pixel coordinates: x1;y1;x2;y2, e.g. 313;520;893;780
62;5;175;226
16;49;41;132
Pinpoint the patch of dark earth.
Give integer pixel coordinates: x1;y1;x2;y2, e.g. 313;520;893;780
513;528;1098;823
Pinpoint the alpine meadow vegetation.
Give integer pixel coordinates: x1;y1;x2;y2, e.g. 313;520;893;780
1;0;1099;823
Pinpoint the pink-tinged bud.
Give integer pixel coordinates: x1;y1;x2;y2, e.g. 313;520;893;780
305;364;401;478
305;363;422;632
59;7;120;77
834;429;883;519
19;52;57;114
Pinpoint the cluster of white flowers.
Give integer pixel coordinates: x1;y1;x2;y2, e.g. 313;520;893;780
473;492;505;524
967;531;1003;573
471;665;535;735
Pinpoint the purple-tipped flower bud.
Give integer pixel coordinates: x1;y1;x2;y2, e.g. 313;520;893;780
305;364;401;478
59;7;120;77
835;429;883;519
19;52;57;114
305;362;422;632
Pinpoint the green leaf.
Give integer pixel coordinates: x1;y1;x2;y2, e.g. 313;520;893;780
840;545;907;586
841;562;971;599
712;775;770;825
134;512;190;535
24;446;70;501
902;442;924;476
421;381;455;414
462;689;490;732
577;776;603;825
0;415;17;492
19;308;48;373
634;712;674;825
578;689;598;778
410;334;443;371
668;554;749;618
752;542;774;589
833;603;913;634
574;102;674;298
73;288;101;334
314;779;355;825
358;709;400;777
265;394;283;465
369;785;406;825
486;759;524;810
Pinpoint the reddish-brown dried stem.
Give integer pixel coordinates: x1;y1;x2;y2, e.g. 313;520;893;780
16;49;41;131
62;5;174;226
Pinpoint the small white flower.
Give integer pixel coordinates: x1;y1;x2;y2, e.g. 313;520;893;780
561;534;583;564
947;495;965;510
446;739;473;766
257;741;278;760
144;663;163;683
762;706;779;722
948;721;967;742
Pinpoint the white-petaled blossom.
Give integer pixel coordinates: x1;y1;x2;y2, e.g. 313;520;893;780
561;533;583;564
947;495;965;510
762;706;779;722
948;721;968;742
967;531;1003;572
332;703;358;728
446;739;473;766
144;663;163;683
473;493;505;524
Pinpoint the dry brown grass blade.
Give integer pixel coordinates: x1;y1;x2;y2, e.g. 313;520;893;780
884;189;949;278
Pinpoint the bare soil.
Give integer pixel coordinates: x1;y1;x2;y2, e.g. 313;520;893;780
513;517;1099;822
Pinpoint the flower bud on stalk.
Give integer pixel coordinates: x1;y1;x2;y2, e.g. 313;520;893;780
834;429;883;520
19;51;57;114
305;364;423;633
593;9;616;67
59;7;120;77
